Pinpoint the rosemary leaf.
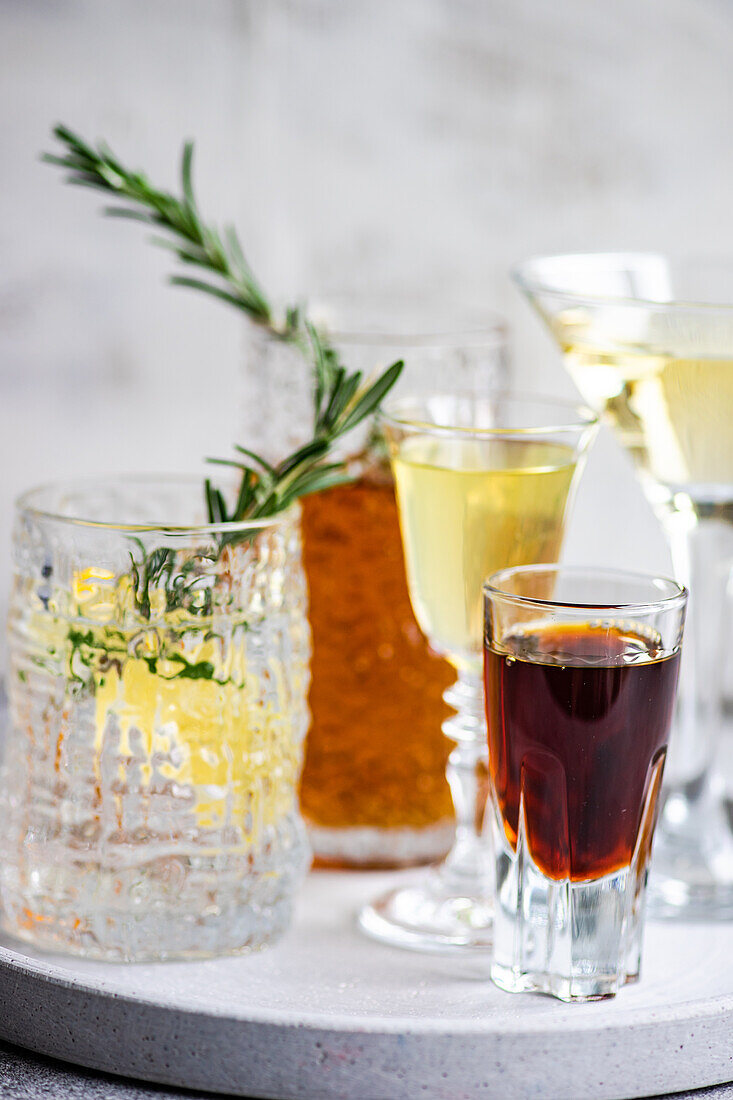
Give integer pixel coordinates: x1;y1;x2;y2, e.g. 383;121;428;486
169;275;256;311
338;360;404;434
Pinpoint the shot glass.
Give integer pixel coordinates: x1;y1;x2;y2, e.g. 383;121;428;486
483;566;687;1001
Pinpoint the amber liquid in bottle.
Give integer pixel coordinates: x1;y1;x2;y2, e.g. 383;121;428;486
299;467;455;866
484;623;680;881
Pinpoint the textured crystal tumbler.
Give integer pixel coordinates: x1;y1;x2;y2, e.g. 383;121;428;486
484;566;686;1001
1;476;311;961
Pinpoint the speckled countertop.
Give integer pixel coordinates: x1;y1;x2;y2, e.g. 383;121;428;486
0;1040;224;1099
0;1041;731;1100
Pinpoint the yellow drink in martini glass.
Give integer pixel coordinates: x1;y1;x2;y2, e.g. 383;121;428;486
514;252;733;919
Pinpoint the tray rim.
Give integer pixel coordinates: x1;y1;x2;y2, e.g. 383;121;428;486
4;912;733;1100
3;930;733;1037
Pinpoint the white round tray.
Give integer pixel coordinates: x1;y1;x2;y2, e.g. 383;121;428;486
1;870;732;1100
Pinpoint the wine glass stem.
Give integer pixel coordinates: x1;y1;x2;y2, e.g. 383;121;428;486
441;670;492;889
660;507;733;857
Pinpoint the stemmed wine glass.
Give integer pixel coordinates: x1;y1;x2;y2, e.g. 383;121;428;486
358;392;597;950
514;253;733;919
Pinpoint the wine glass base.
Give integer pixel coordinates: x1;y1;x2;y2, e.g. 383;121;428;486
649;847;733;920
648;807;733;920
648;874;733;920
357;870;493;953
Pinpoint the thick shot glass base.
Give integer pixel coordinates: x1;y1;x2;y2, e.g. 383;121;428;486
490;958;637;1003
492;831;646;1002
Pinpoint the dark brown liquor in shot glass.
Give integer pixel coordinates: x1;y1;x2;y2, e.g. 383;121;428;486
484;622;680;882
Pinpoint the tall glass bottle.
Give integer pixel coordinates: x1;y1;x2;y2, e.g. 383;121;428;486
240;301;508;867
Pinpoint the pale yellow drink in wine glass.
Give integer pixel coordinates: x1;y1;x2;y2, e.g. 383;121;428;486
358;393;597;952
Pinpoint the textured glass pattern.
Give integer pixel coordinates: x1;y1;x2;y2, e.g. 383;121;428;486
1;478;311;961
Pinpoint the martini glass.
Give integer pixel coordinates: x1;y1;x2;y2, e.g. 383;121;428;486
357;393;597;951
514;253;733;919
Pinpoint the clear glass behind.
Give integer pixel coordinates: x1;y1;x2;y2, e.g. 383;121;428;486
514;252;733;921
240;305;510;871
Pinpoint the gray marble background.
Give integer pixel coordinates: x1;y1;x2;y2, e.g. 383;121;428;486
5;0;733;615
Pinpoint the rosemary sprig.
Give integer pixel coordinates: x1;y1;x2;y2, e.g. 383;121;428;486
127;540;215;619
45;125;404;618
43;125;277;329
207;322;402;537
